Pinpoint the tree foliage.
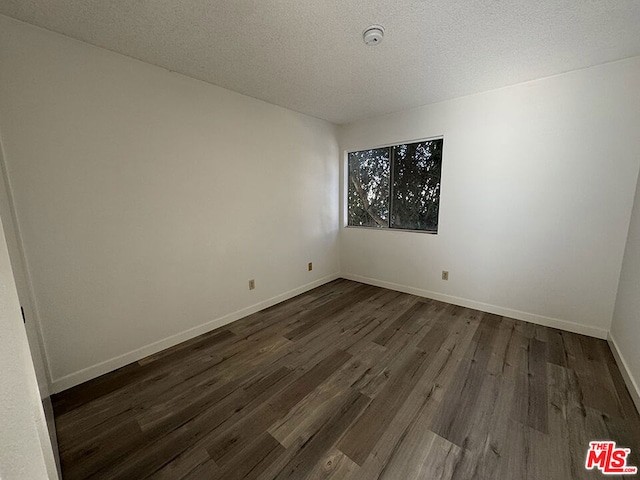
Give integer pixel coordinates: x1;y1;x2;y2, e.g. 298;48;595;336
347;140;442;232
391;140;442;231
348;148;389;227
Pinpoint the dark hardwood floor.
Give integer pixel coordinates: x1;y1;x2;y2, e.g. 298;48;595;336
53;279;640;479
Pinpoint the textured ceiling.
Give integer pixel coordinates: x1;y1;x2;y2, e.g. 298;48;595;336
1;1;639;124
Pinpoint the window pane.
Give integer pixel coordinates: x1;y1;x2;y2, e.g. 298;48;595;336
390;139;443;232
347;148;390;228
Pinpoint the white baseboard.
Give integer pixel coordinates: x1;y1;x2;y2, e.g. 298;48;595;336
607;333;640;414
52;273;340;392
341;273;609;339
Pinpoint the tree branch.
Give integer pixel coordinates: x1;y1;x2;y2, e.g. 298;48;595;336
350;174;387;227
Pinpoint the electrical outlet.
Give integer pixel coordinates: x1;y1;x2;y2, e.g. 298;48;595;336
249;279;255;290
442;271;449;281
308;262;313;271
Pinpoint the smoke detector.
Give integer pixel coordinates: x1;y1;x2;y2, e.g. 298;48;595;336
363;25;384;46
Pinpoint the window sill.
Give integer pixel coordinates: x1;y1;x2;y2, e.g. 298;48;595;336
344;225;438;235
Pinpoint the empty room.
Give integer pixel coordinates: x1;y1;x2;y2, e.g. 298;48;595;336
1;1;640;479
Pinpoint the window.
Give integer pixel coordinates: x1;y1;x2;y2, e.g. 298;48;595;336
347;138;443;233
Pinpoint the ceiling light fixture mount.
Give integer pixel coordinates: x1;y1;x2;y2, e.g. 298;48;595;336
363;25;384;46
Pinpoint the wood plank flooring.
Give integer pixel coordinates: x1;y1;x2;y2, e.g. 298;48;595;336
53;279;640;479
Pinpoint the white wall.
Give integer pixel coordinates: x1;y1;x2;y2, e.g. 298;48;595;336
0;15;340;391
610;168;640;410
339;57;640;338
0;213;58;479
